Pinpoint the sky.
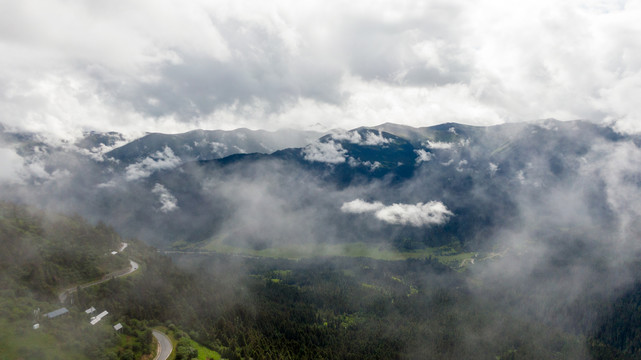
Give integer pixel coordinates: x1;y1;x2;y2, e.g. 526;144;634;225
1;0;640;140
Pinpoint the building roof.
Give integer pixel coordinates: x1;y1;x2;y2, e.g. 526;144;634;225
45;307;69;318
90;310;109;325
85;306;96;314
113;323;123;331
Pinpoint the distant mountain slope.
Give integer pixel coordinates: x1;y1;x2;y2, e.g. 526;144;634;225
0;119;636;253
106;128;323;164
118;119;621;250
3;121;641;359
366;122;472;146
74;131;126;151
0;201;127;299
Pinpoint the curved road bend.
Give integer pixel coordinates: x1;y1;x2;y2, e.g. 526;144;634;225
153;330;173;360
122;259;139;276
58;259;140;303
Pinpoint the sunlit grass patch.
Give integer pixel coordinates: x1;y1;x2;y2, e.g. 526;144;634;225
199;237;477;270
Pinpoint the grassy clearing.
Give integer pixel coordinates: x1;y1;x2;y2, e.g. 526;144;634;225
390;275;419;296
361;283;389;296
158;326;221;360
0;297;115;360
271;269;292;277
0;317;74;360
197;238;476;270
188;338;222;360
337;313;366;329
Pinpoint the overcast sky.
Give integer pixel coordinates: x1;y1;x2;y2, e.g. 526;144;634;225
1;0;640;139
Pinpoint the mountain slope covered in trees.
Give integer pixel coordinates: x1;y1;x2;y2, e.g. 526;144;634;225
3;119;641;359
2;202;641;359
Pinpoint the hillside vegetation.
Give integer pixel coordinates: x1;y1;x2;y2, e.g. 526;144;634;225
1;202;640;359
0;202;152;359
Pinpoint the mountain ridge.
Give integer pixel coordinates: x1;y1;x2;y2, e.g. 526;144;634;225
105;127;324;165
0;119;635;250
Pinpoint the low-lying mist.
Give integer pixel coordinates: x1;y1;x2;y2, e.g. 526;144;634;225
2;120;641;357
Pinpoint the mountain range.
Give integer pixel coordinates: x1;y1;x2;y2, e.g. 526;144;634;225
4;119;641;357
105;128;323;166
0;119;635;254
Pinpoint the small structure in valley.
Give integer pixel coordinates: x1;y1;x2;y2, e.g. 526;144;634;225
85;306;96;315
113;323;123;332
90;310;109;325
45;307;69;319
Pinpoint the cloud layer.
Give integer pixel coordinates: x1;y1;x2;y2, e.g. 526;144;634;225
331;130;391;146
1;0;641;138
125;146;181;181
341;199;453;226
302;140;347;164
151;183;178;213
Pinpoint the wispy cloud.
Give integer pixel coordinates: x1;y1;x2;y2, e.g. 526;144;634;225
340;199;385;213
331;130;363;144
1;0;639;137
330;130;390;146
362;131;390;146
302;140;347;164
125;146;181;181
341;199;453;226
0;147;25;184
414;149;432;164
489;162;499;176
424;140;454;150
151;183;178;213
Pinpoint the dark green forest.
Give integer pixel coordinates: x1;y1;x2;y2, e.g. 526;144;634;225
1;201;640;359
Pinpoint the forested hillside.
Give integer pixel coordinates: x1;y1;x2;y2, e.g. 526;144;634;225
0;202;151;359
1;202;640;359
0;201;127;299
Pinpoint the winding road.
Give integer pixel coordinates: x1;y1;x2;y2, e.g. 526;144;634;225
57;243;140;304
55;243;173;358
153;330;173;360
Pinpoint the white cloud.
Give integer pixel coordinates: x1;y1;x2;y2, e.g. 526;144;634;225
74;141;128;162
331;130;363;143
151;183;178;213
125;146;181;180
302;140;347;164
489;162;499;175
374;201;453;226
346;157;382;171
456;159;468;172
331;129;390;146
424;140;454;150
362;131;390;146
209;141;228;154
0;147;25;183
1;0;641;136
341;199;453;227
0;144;72;183
415;149;432;164
341;199;384;213
97;180;117;188
363;160;382;171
